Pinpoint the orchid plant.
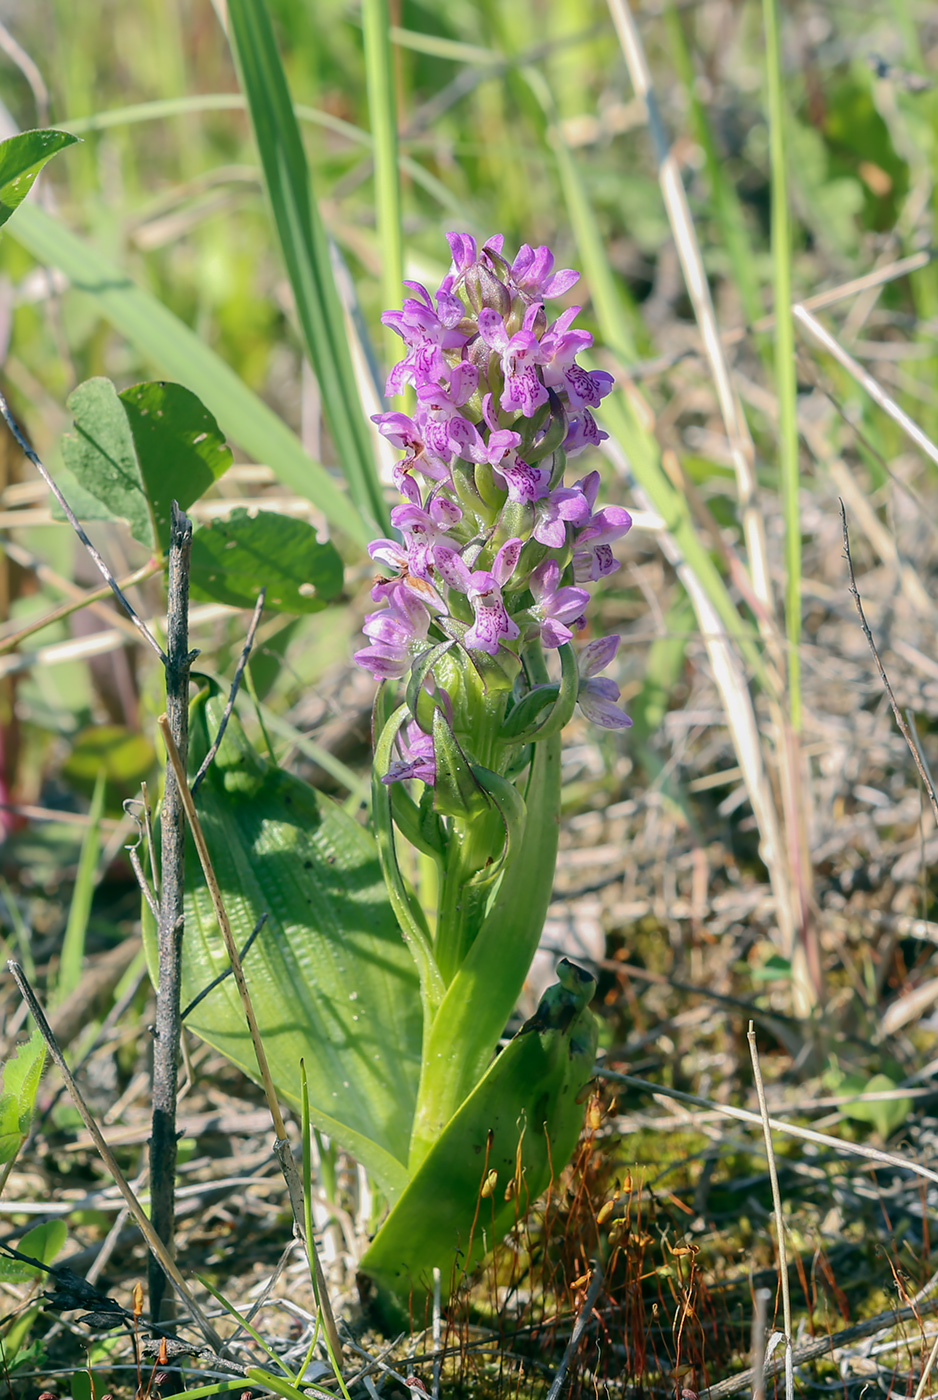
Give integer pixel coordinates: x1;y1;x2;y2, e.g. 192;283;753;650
174;233;632;1318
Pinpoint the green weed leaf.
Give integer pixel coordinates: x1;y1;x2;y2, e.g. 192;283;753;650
61;378;232;552
188;508;342;613
0;1220;67;1283
0;130;79;229
842;1072;912;1140
0;1026;46;1166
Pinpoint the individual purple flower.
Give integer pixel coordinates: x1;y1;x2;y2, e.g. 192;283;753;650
382;720;436;785
576;636;632;729
509;244;580;301
572;506;632;582
477;303;548;418
416;365;480;460
540;309;615;409
533;485;592;548
389;499;463;579
372;411;453;486
354;591;431;680
383;288;468;395
528;560;590;649
563;409;608;457
434;538;522;655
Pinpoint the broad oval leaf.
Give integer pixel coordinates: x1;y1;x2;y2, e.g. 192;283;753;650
120;381;232;551
188;507;343;612
0;129;79;230
60;377;233;552
0;1220;67;1282
359;960;597;1316
61;377;152;546
150;690;422;1197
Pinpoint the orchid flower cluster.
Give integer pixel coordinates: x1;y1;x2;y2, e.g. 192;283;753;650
355;233;632;786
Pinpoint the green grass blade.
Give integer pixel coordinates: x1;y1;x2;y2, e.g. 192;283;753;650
763;0;802;731
55;771;105;1007
6;202;368;548
363;0;404;364
226;0;387;537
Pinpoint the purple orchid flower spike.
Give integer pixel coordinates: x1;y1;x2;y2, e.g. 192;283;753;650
433;537;523;655
576;635;632;729
390;498;463;579
529;560;590;649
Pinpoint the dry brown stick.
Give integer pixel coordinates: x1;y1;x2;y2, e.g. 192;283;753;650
750;1286;772;1400
158;715;345;1370
5;960;223;1351
544;1262;604;1400
700;1292;938;1399
149;502;196;1333
841;501;938;828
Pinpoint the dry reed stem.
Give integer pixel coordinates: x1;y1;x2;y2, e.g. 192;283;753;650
158;715;345;1369
794;304;938;468
599;1069;938;1188
544;1262;604;1400
747;1024;793;1400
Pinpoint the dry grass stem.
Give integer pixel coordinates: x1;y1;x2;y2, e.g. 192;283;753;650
794;303;938;468
747;1023;793;1400
544;1262;604;1400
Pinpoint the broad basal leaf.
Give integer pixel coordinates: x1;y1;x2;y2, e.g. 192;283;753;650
146;689;422;1197
188;508;342;612
0;130;79;230
0;1220;66;1282
359;959;597;1316
60;377;232;552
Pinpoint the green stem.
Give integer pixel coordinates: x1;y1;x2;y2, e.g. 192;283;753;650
763;0;801;732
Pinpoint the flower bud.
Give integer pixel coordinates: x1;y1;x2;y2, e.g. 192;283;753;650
464;262;511;318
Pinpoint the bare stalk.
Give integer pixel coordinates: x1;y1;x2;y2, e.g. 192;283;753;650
149;502;196;1327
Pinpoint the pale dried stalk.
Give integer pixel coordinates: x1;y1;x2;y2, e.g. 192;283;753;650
794;303;938;468
747;1025;793;1400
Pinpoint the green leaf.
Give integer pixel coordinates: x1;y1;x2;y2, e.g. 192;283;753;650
119;381;232;551
0;130;79;230
188;508;342;613
144;688;422;1198
359;960;597;1317
226;0;387;536
60;378;233;552
61;378;153;546
842;1073;912;1140
0;1220;68;1283
6;202;370;548
0;1025;46;1164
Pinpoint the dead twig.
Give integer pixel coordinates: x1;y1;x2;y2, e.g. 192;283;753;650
544;1262;604;1400
841;501;938;828
180;912;268;1021
149;502;196;1333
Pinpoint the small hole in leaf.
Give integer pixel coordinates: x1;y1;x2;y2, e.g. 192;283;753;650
298;583;315;597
